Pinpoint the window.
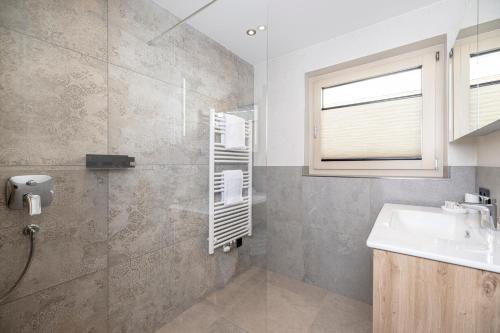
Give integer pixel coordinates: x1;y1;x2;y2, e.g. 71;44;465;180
453;29;500;139
307;43;445;177
469;49;500;129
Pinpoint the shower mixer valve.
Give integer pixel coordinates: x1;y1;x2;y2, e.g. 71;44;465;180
6;175;54;215
0;175;52;303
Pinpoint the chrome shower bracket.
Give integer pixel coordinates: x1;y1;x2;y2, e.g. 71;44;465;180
23;224;40;235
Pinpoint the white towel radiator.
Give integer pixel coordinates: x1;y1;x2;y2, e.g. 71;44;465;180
208;109;252;254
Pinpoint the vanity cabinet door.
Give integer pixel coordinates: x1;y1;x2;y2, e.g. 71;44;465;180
373;249;500;333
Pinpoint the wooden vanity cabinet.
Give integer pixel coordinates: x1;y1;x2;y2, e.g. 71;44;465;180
373;249;500;333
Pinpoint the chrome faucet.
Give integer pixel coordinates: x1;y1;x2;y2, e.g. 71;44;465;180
460;196;498;230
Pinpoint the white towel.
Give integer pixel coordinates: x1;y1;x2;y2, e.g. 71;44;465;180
223;114;246;149
222;170;243;205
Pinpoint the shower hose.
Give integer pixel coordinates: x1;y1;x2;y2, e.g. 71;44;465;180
0;224;39;304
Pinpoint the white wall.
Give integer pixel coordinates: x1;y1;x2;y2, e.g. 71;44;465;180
254;0;495;167
477;131;500;166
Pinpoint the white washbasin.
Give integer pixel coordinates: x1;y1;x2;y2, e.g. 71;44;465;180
390;209;460;240
367;204;500;273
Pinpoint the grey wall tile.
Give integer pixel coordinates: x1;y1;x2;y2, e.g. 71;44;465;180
267;166;303;222
0;170;108;300
237;220;267;275
252;202;267;227
303;176;371;236
266;222;305;281
250;222;267;259
369;166;476;225
215;250;238;288
247;166;268;271
236;245;253;275
0;0;107;60
477;167;500;200
0;28;107;166
0;270;107;333
266;167;304;280
300;175;372;303
109;247;176;333
265;167;297;271
303;227;372;304
265;166;476;304
252;166;268;194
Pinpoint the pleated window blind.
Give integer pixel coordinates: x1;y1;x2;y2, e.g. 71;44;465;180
320;67;423;161
469;49;500;130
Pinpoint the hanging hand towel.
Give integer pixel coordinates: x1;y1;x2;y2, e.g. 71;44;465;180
223;114;246;149
222;170;243;205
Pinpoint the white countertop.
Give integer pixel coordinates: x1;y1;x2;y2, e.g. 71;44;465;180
367;203;500;273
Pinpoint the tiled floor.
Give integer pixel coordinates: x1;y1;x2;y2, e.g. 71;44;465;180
156;267;372;333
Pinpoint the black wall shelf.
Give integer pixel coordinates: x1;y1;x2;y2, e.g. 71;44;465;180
86;154;135;169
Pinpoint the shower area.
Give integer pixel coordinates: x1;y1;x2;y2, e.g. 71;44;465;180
0;0;268;331
0;1;372;332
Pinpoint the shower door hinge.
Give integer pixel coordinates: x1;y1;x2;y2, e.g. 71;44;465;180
435;51;440;61
435;159;439;170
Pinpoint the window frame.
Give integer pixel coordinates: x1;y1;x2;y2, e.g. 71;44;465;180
306;43;446;177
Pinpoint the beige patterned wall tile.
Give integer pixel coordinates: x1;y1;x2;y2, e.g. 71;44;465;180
0;270;107;333
108;247;176;333
0;0;107;60
0;1;255;330
173;236;216;310
108;167;175;266
108;0;180;85
108;0;254;110
108;64;210;165
0;169;108;300
0;28;107;166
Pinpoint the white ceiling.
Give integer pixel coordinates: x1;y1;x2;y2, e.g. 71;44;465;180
153;0;441;65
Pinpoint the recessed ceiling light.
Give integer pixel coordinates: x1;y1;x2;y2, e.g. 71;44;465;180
257;25;267;31
246;29;256;36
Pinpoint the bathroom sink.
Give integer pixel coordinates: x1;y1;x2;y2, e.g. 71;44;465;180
367;204;500;273
389;209;460;240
